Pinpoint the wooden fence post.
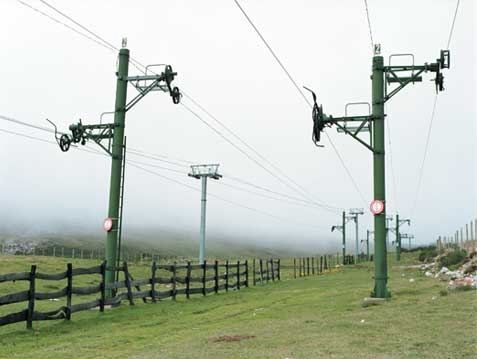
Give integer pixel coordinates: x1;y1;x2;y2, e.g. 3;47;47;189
294;258;296;279
237;261;241;290
100;261;106;312
245;260;249;287
225;260;229;292
26;265;36;329
259;259;263;284
312;257;315;275
186;261;191;299
253;258;256;286
202;260;207;296
151;261;157;302
266;259;270;282
270;259;275;281
172;262;177;300
214;260;219;294
123;262;134;306
277;259;281;281
66;263;73;320
320;256;323;273
307;257;310;276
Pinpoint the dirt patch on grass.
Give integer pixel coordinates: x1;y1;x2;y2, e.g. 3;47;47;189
212;335;256;343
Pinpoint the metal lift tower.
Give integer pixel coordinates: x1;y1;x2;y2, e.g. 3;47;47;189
305;45;450;297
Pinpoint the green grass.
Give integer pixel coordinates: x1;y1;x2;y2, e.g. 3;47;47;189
0;253;476;359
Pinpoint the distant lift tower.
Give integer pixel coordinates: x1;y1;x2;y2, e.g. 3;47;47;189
400;233;414;250
188;164;222;264
331;211;347;265
385;216;394;251
362;229;374;260
395;215;410;261
388;215;410;261
304;45;450;298
348;208;364;261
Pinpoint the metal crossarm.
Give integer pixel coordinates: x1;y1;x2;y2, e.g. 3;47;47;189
384;67;427;102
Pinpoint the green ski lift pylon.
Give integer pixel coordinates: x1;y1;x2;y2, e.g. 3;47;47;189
331;211;347;265
48;41;182;297
305;45;450;298
394;214;411;261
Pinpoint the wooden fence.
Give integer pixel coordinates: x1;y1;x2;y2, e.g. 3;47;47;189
286;255;348;278
0;259;280;329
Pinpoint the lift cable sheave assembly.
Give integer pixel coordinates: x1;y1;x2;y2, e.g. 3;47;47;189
305;47;450;298
48;65;181;154
306;49;450;150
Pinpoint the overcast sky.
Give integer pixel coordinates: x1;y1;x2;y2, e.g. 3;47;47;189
0;0;475;252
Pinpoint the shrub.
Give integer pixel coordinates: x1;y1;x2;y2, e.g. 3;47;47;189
418;246;438;262
438;249;467;269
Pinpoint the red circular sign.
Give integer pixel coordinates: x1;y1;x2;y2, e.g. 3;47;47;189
370;200;385;215
103;217;113;232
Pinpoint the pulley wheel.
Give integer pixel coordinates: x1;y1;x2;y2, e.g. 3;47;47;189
59;134;71;152
172;87;181;104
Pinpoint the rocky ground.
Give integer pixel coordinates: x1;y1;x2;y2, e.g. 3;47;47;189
421;250;477;290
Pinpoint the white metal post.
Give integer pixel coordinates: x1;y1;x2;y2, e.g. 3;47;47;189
199;176;207;264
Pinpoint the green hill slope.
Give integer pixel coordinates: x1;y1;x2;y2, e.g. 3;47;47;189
0;253;475;359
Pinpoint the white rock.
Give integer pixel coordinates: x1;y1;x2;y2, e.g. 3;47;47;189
360;319;365;323
440;267;450;274
425;271;433;277
409;278;415;283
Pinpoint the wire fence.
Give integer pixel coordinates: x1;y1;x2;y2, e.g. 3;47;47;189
437;218;477;254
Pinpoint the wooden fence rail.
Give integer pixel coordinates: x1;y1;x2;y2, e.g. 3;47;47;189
0;259;280;329
0;254;358;330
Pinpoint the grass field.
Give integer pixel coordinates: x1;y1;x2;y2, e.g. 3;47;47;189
0;253;476;359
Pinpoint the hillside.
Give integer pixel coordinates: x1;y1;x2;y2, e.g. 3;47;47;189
0;229;322;259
